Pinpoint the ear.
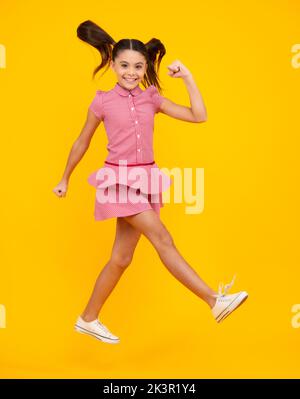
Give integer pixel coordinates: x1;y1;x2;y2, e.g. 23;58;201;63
110;60;114;71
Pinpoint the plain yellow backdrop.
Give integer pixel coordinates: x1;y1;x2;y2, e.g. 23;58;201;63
1;0;300;378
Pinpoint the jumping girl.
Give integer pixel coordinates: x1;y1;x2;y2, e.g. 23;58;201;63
52;20;248;344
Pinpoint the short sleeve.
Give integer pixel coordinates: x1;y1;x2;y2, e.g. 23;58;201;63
89;90;104;120
149;85;166;114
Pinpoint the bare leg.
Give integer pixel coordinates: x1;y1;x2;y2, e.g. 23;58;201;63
81;217;141;322
124;209;217;308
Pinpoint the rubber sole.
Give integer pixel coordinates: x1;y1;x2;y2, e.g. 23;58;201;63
74;324;120;344
216;292;249;323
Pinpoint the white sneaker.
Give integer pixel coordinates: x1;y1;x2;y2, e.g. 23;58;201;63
211;275;248;323
74;316;120;344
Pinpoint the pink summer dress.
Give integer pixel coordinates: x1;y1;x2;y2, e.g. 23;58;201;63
87;81;173;221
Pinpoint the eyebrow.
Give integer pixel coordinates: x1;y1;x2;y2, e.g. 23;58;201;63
119;61;144;65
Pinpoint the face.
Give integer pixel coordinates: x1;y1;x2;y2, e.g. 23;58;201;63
110;49;147;90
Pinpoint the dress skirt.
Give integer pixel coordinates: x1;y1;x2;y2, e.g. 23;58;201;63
87;161;172;221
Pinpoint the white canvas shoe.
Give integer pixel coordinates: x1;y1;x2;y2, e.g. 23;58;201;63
211;275;248;323
74;316;120;344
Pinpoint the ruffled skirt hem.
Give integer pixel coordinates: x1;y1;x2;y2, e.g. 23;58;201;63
87;162;172;221
93;183;163;221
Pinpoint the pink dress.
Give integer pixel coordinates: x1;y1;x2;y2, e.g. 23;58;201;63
87;82;173;221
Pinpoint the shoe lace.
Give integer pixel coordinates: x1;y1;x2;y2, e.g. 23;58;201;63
96;320;112;335
213;274;236;298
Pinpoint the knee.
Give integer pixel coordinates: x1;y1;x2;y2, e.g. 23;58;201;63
151;228;174;251
110;253;133;270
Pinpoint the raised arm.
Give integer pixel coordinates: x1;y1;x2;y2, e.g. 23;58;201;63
52;109;101;197
159;60;207;123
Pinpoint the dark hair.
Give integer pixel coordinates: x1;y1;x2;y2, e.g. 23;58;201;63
77;20;166;93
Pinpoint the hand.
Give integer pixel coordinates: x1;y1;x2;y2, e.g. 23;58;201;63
167;60;191;79
52;179;68;198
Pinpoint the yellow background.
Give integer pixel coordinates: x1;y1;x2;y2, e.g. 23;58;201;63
1;0;300;378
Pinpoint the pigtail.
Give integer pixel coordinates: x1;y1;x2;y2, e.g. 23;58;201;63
77;20;116;79
144;38;166;93
77;21;166;90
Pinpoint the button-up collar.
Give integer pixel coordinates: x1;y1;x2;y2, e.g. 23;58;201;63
113;81;143;97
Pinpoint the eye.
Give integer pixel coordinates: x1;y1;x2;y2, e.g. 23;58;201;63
120;64;143;69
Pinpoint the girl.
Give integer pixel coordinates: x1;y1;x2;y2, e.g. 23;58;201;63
52;20;248;344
